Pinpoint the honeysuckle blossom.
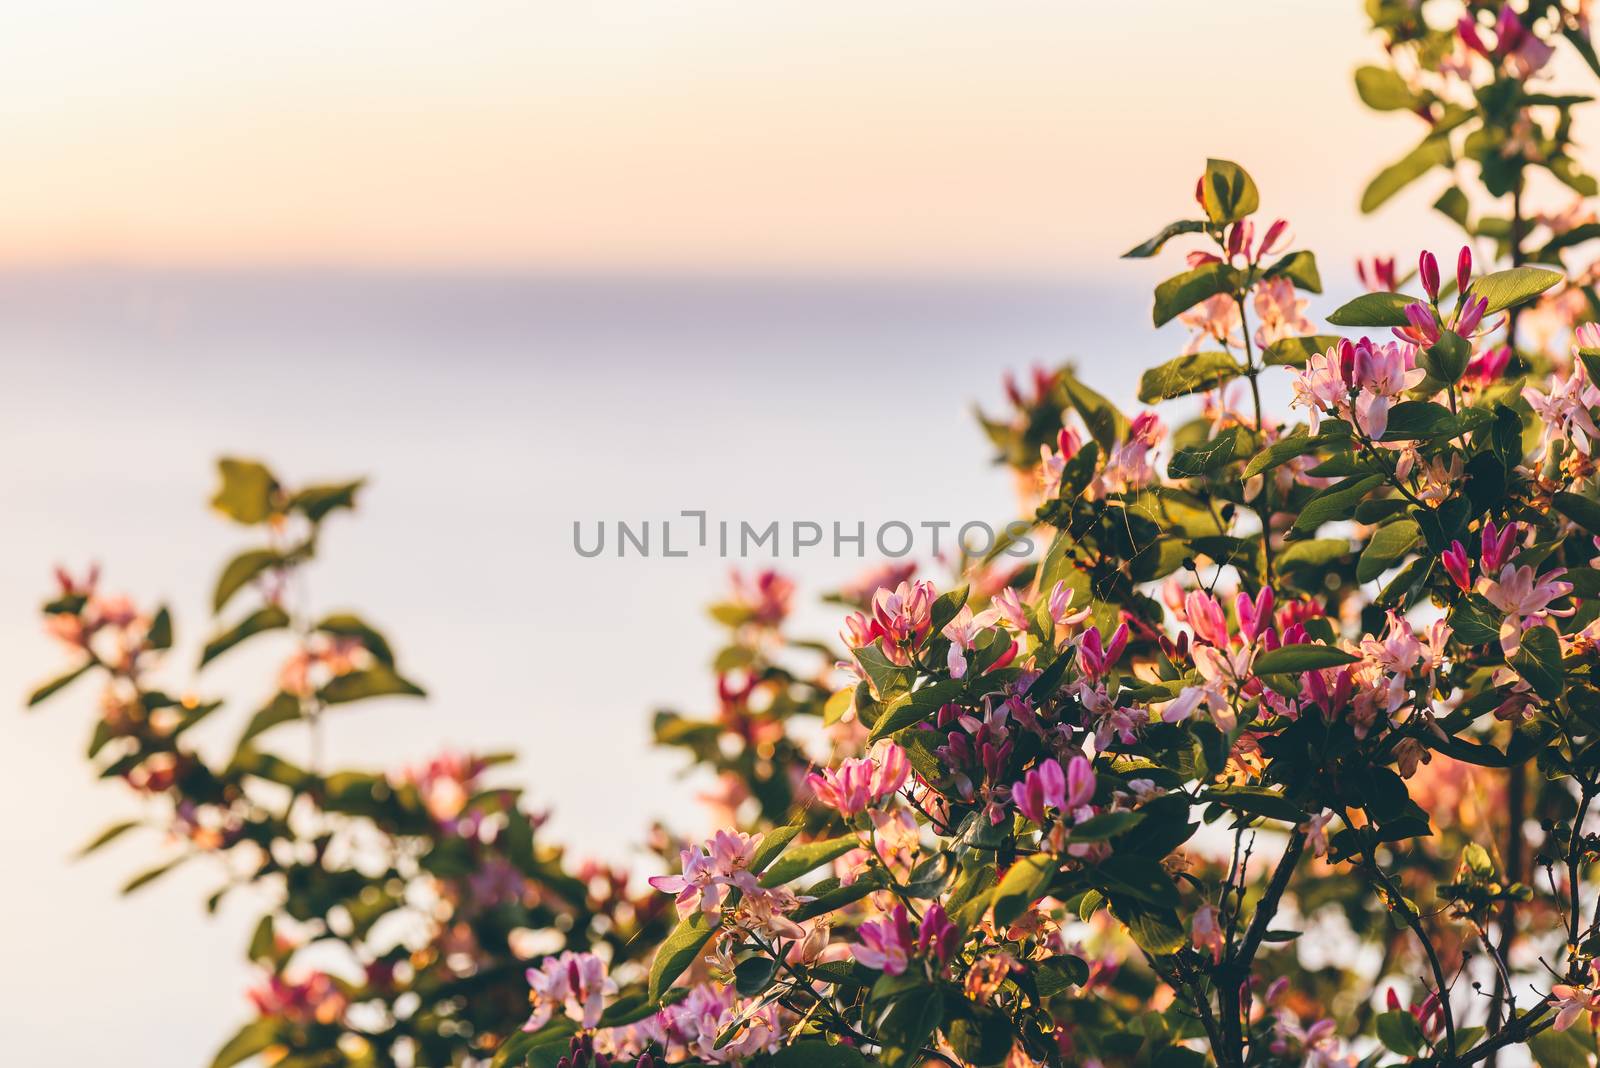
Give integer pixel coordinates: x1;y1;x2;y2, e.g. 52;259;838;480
1290;347;1349;433
1191;905;1225;963
805;740;908;816
1038;426;1083;500
1102;411;1166;491
943;603;1000;679
1077;623;1129;680
871;579;936;648
522;951;617;1032
248;971;348;1027
1011;755;1094;825
1161;642;1255;731
1302;810;1335;858
917;902;959;967
1441;540;1472;591
1253;276;1313;349
648;829;762;916
1349;337;1425;440
1551;979;1600;1031
1356;254;1397;292
728;569;795;628
1481;563;1574;654
1184;590;1230;647
853;904;914;975
1524;368;1600;457
1178;293;1243;355
654;983;785;1064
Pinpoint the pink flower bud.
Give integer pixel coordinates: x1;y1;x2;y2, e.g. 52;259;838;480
1456;245;1472;294
1442;541;1472;592
1456;294;1488;335
1419;250;1440;299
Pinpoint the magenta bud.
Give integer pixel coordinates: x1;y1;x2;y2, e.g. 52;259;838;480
1456;245;1472;294
1457;294;1488;335
1404;301;1440;343
1419;250;1440;299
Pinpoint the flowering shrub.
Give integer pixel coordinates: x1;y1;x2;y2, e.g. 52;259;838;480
29;5;1600;1067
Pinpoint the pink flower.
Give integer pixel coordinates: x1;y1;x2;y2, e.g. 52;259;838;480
1253;277;1312;349
522;951;617;1032
871;580;936;647
806;741;908;817
1441;541;1472;592
990;587;1030;632
1480;518;1521;573
649;830;762;916
1077;623;1129;680
1038;427;1083;499
1456;245;1472;295
1184;590;1230;648
1012;758;1067;825
1551;984;1600;1032
1302;811;1334;858
1349;337;1425;440
1482;563;1574;654
854;904;914;975
1356;255;1397;292
1289;346;1348;432
1419;250;1440;300
1047;580;1091;631
1524;371;1600;457
1191;905;1225;964
1178;293;1243;355
916;903;959;967
729;569;795;628
1234;587;1274;644
943;603;1000;679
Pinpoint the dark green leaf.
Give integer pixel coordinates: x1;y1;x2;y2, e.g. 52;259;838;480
319;664;426;704
1138;351;1240;403
1152;265;1239;328
200;605;290;667
1327;291;1414;327
1512;626;1565;701
1263;334;1340;367
1200;158;1259;224
648;909;718;1001
1253;644;1358;674
1264;250;1322;293
1123;220;1207;259
759;836;858;887
212;548;282;613
1362;136;1450;213
1357;518;1421;583
26;661;93;707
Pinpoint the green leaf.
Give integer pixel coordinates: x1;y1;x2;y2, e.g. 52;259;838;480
1434;185;1471;227
1327;291;1415;327
1152;265;1239;327
1355;65;1416;111
288;479;364;522
1123;219;1207;259
1034;954;1090;997
314;613;396;666
211;1019;283;1068
1290;474;1385;536
1529;1026;1592;1068
121;856;188;895
1278;538;1350;571
1449;594;1502;647
26;661;93;707
319;664;426;704
1138;351;1240;402
1357;518;1421;583
759;835;858;887
1376;1009;1425;1057
1470;266;1563;315
876;984;944;1068
993;853;1057;927
1382;400;1456;440
1058;367;1129;453
1168;434;1238;478
1512;625;1565;701
1253;643;1358;674
1263;334;1340;368
1554;492;1600;537
1242;429;1338;479
1120;905;1187;955
237;692;302;748
1098;854;1180;908
75;819;142;858
1264;250;1322;293
1362;136;1450;213
854;644;912;702
1200;158;1259;224
146;606;173;651
1202;785;1306;824
200;605;290;667
212;548;282;613
1066;810;1145;841
210;458;280;525
869;679;964;742
648;909;718;1001
749;824;801;875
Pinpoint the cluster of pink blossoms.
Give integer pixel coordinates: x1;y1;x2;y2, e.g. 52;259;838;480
851;902;958;977
648;829;762;917
522;950;617;1033
805;739;908;817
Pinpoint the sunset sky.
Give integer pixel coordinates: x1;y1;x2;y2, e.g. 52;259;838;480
0;0;1513;272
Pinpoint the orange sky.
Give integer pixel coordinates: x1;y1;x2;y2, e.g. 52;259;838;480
0;0;1585;271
